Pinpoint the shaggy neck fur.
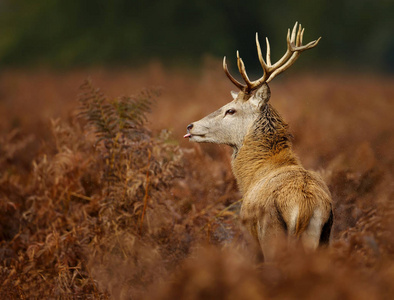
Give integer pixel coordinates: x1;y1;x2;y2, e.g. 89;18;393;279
232;103;301;193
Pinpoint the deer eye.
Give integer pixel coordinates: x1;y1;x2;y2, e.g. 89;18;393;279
225;109;236;116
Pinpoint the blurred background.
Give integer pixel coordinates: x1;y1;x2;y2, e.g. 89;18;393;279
1;0;393;72
1;1;394;298
1;0;393;169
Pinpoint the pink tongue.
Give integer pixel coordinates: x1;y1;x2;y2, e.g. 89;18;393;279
183;133;191;138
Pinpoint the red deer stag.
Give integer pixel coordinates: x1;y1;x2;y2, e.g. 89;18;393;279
184;22;333;261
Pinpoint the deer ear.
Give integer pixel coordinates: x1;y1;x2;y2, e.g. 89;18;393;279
230;91;238;99
255;83;271;104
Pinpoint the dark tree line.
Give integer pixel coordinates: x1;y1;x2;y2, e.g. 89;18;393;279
0;0;393;71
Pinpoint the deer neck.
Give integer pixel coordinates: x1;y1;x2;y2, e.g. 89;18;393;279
231;104;300;193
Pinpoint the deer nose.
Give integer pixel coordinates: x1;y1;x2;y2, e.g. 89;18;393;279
187;124;193;131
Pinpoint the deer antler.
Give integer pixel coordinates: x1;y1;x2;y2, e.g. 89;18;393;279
223;22;321;94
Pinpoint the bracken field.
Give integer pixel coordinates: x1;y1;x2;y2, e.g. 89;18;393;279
0;62;393;299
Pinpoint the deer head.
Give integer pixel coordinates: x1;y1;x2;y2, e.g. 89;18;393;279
184;22;320;150
184;84;271;148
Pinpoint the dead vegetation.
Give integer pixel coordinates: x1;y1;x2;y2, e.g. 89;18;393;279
0;64;393;299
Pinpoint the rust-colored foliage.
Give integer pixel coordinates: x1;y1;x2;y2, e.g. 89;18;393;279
0;65;393;299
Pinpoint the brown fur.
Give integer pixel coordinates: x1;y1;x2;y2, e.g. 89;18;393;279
232;99;332;260
187;84;333;261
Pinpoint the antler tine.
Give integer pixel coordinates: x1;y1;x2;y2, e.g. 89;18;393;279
296;24;302;47
256;33;267;68
256;33;269;83
293;36;321;51
265;37;272;66
255;33;262;63
300;27;305;45
290;22;298;44
286;28;291;48
237;51;255;91
223;56;246;91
